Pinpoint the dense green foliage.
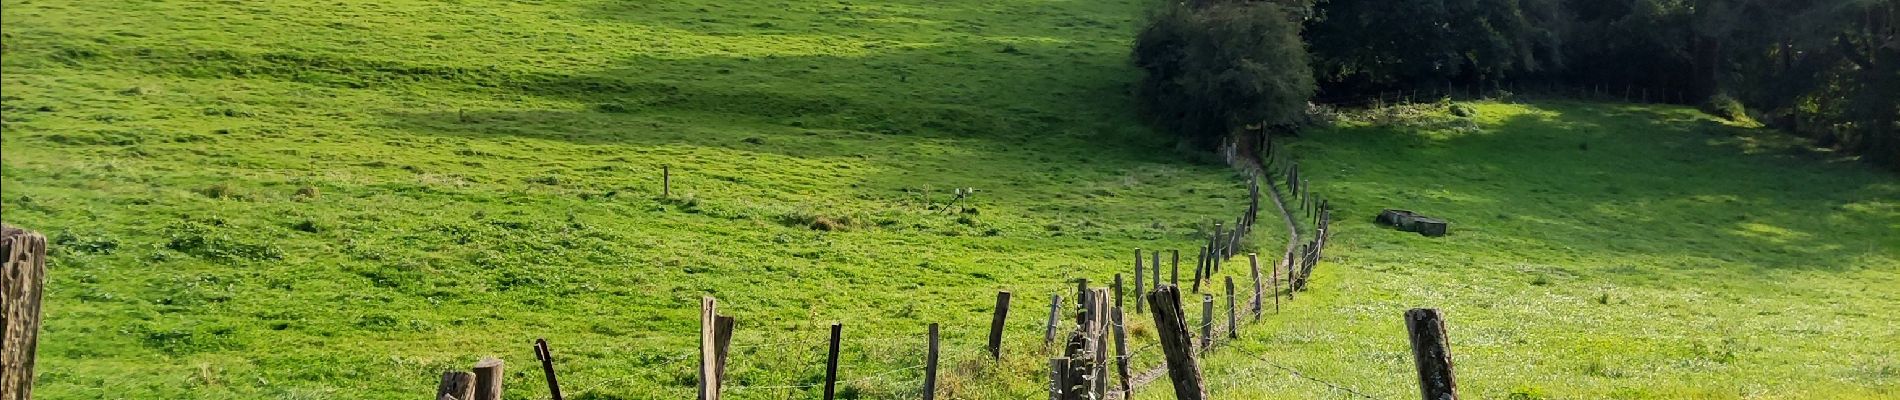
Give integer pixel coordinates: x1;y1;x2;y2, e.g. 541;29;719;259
1305;0;1564;92
1133;1;1314;147
1301;0;1900;169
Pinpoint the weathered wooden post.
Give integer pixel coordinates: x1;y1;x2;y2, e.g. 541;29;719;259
1199;295;1213;350
436;371;474;400
1145;286;1206;400
2;226;46;400
1190;246;1206;293
1406;309;1459;400
1248;253;1263;320
698;297;719;400
1170;250;1180;286
1152;251;1162;291
1225;277;1237;339
924;323;941;400
663;165;671;197
1134;249;1145;313
989;291;1011;360
534;338;564;400
472;358;504;400
1043;295;1062;350
1113;274;1124;312
1110;308;1132;398
823;323;843;400
1048;358;1070;400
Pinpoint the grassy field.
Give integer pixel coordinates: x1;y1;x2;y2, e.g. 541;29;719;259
4;0;1898;399
1136;101;1900;399
0;0;1271;398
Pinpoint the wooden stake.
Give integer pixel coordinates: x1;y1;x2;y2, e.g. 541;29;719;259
1199;295;1213;350
2;226;46;400
1191;246;1206;293
924;323;941;400
472;358;503;400
1406;309;1459;400
698;297;718;400
663;165;671;197
1170;250;1180;286
1248;253;1263;321
1043;295;1062;349
1145;286;1206;400
989;291;1011;360
1111;307;1132;398
823;323;842;400
1152;251;1162;292
534;339;564;400
1112;274;1124;312
1225;277;1237;339
1134;249;1145;313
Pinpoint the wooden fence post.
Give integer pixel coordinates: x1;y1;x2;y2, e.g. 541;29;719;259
1152;251;1162;292
436;371;474;400
663;165;671;197
1049;358;1069;400
1075;279;1088;311
1113;274;1124;312
1170;250;1180;286
2;226;46;400
1145;285;1206;400
1225;277;1237;339
823;323;843;400
473;358;504;400
924;323;941;400
1406;309;1459;400
1248;253;1263;321
1134;249;1145;313
990;291;1011;360
1191;246;1206;293
698;297;719;400
714;316;734;395
1199;295;1213;350
534;338;564;400
1110;307;1132;398
1043;295;1062;350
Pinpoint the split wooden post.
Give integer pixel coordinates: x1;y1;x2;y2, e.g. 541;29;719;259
1112;274;1124;312
1225;277;1238;339
436;371;475;400
1199;295;1213;350
534;338;564;400
698;297;719;400
1407;309;1459;400
823;323;843;400
1212;223;1224;259
1043;295;1062;350
1133;249;1145;313
924;323;941;400
1248;253;1263;321
1145;286;1206;400
2;226;46;400
663;165;671;197
989;291;1011;360
1111;307;1133;399
472;358;504;400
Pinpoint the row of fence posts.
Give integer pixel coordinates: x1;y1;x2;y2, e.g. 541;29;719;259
410;134;1458;400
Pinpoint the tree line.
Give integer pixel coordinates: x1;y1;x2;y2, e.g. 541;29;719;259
1136;0;1898;170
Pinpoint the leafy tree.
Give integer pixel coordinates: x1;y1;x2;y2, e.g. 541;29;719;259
1133;1;1316;148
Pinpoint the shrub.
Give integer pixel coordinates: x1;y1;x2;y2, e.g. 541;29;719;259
1133;1;1314;148
1701;92;1748;122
